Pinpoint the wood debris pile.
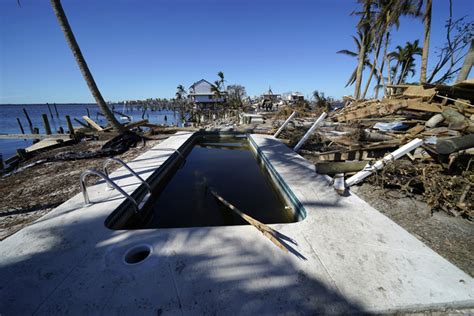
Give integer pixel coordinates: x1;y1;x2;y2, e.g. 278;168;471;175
296;80;474;220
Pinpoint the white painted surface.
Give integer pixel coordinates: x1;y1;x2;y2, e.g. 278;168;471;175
0;132;472;314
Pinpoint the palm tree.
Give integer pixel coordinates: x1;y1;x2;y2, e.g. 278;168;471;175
50;0;125;131
217;71;225;91
420;0;432;83
337;31;372;88
389;40;423;84
210;81;222;104
352;0;374;100
456;39;474;83
175;84;186;100
363;0;422;98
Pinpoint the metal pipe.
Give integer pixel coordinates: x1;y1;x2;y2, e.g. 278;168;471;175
273;111;296;138
103;157;151;191
293;112;327;152
80;169;139;212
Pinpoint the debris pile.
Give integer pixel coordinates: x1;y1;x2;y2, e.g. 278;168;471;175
291;80;474;220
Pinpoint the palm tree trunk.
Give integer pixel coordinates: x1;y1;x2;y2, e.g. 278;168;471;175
398;62;409;84
354;33;367;99
361;33;385;99
456;39;474;83
420;0;432;84
50;0;125;132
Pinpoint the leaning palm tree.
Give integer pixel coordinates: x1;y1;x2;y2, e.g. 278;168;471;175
420;0;432;83
352;0;374;99
337;31;372;88
50;0;125;131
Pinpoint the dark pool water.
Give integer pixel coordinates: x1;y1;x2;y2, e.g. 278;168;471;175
134;135;295;228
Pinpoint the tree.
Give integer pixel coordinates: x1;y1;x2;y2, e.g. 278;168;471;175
312;90;330;111
338;31;373;89
426;6;473;83
352;0;374;99
226;85;246;108
456;39;474;83
50;0;125;131
175;84;186;100
420;0;432;83
210;81;222;104
363;0;422;98
217;71;225;91
389;40;423;84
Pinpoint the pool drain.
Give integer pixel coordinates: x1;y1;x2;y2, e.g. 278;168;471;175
124;244;152;265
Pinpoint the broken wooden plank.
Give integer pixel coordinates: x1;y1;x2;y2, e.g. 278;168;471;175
405;99;445;113
316;161;369;174
210;189;288;253
102;119;149;132
82;116;104;131
407;124;425;136
403;85;436;99
0;133;72;140
336;102;406;122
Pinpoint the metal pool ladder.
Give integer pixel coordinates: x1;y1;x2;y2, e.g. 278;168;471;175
80;158;152;213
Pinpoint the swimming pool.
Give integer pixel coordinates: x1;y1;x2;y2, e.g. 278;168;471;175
105;132;304;229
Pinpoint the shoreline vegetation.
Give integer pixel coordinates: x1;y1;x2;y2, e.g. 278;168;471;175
1;0;473;308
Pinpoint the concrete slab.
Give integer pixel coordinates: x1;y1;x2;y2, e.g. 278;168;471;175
0;132;472;314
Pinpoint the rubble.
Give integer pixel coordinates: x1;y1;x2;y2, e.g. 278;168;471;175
281;81;473;220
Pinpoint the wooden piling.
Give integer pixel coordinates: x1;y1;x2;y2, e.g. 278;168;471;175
42;114;52;135
65;115;75;135
53;103;59;117
16;148;27;159
23;108;34;133
47;103;54;120
17;118;25;135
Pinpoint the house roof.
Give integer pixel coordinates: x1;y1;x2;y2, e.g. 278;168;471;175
189;79;214;89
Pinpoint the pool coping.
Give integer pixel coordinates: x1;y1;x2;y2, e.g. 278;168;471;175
0;132;473;314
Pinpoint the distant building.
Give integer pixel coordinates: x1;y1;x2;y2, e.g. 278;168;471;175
188;79;226;105
262;87;280;102
289;92;305;103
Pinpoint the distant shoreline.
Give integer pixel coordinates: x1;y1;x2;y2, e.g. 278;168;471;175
0;103;97;106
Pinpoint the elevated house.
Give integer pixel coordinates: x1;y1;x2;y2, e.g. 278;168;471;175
188;79;226;107
262;87;280;102
289;92;305;103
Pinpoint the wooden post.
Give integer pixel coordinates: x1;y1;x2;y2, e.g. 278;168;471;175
47;103;54;120
42;114;52;135
16;148;27;160
17;118;25;134
65;115;75;135
53;103;60;117
23;108;34;133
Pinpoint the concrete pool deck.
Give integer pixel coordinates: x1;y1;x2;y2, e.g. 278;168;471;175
0;132;473;314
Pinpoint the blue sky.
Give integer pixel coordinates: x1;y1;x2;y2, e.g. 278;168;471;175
0;0;472;103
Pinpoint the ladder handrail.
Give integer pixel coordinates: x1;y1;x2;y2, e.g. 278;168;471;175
80;169;139;213
103;157;151;191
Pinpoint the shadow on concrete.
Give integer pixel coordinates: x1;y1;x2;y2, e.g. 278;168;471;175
0;210;367;314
